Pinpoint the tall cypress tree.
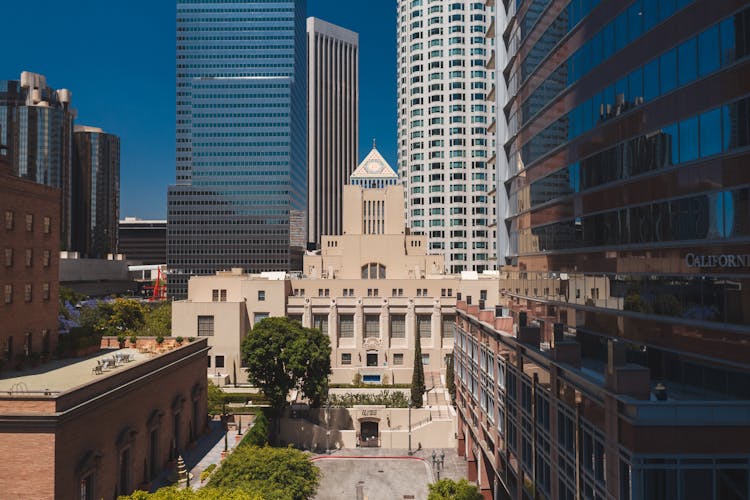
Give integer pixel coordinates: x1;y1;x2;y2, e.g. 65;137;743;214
411;327;425;408
446;353;456;405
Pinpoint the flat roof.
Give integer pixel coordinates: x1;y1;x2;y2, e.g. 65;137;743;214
0;348;148;395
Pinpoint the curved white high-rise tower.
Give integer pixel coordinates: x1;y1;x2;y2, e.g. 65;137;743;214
397;0;495;274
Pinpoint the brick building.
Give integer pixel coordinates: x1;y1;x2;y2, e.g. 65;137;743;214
0;158;60;362
454;301;750;500
0;339;209;499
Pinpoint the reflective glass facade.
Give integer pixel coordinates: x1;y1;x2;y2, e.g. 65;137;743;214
502;0;750;366
72;128;120;258
0;75;74;249
168;0;307;298
456;0;750;498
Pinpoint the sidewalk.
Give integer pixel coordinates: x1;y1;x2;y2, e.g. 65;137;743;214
150;418;244;491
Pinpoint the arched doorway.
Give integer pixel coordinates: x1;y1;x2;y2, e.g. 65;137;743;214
359;420;379;447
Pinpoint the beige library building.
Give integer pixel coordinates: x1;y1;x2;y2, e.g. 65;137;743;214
173;147;500;384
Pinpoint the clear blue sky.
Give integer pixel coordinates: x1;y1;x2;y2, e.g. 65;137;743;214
0;1;396;219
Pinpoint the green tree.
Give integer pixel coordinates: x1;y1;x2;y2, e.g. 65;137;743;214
241;317;331;411
445;353;456;405
106;298;149;335
207;382;226;417
208;445;319;500
411;327;425;408
427;478;483;500
241;410;270;447
119;487;262;500
143;302;172;337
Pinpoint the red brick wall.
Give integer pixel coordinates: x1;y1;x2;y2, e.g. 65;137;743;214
0;432;55;499
0;342;209;500
53;347;208;499
0;168;61;362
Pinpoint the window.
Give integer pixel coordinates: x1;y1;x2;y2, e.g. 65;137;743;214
318;288;330;297
365;315;380;338
4;248;12;267
390;315;406;338
422;354;430;365
293;288;305;296
4;284;11;304
25;249;32;267
341;353;352;365
215;356;225;368
220;290;227;302
4;211;13;230
207;356;211;368
392;288;404;296
416;288;428;296
367;288;379;297
288;315;302;324
25;214;33;232
361;263;386;279
118;448;131;495
80;474;94;500
257;290;265;301
339;314;354;338
393;353;404;365
43;216;51;235
42;283;50;301
417;314;432;338
212;290;218;302
313;314;328;335
442;315;455;338
43;250;50;267
24;284;32;302
254;313;268;324
343;288;354;296
197;316;214;336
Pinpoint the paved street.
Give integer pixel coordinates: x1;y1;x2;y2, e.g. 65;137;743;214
312;448;467;500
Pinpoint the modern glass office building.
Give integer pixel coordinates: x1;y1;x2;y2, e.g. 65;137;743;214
168;0;308;298
453;0;750;498
0;72;75;249
72;126;120;259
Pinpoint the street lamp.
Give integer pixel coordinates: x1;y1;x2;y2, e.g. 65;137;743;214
431;450;446;480
222;401;228;452
407;399;413;456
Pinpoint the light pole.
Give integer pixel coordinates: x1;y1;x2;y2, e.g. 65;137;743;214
431;450;445;480
222;401;228;452
407;399;413;455
326;401;332;454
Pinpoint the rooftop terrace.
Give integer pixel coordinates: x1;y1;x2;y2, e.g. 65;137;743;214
0;348;149;396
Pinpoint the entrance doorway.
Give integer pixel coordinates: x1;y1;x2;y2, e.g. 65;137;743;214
366;352;378;367
360;421;379;447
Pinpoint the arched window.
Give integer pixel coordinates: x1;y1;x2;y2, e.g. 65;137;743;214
361;263;386;279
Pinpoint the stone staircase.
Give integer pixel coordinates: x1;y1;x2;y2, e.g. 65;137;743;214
424;371;453;420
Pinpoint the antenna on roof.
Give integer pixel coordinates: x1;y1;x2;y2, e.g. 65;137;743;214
372;137;376;149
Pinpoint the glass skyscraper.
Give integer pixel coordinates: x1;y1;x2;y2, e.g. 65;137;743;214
72;126;120;259
168;0;307;298
0;72;75;249
454;1;750;499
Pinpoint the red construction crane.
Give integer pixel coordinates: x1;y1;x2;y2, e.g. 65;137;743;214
143;267;167;302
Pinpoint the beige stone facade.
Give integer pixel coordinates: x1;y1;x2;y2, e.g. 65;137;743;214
173;182;500;385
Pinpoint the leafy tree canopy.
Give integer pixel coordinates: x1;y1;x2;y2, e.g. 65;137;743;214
207;445;319;500
119;486;262;500
427;478;483;500
241;317;331;410
143;302;172;337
